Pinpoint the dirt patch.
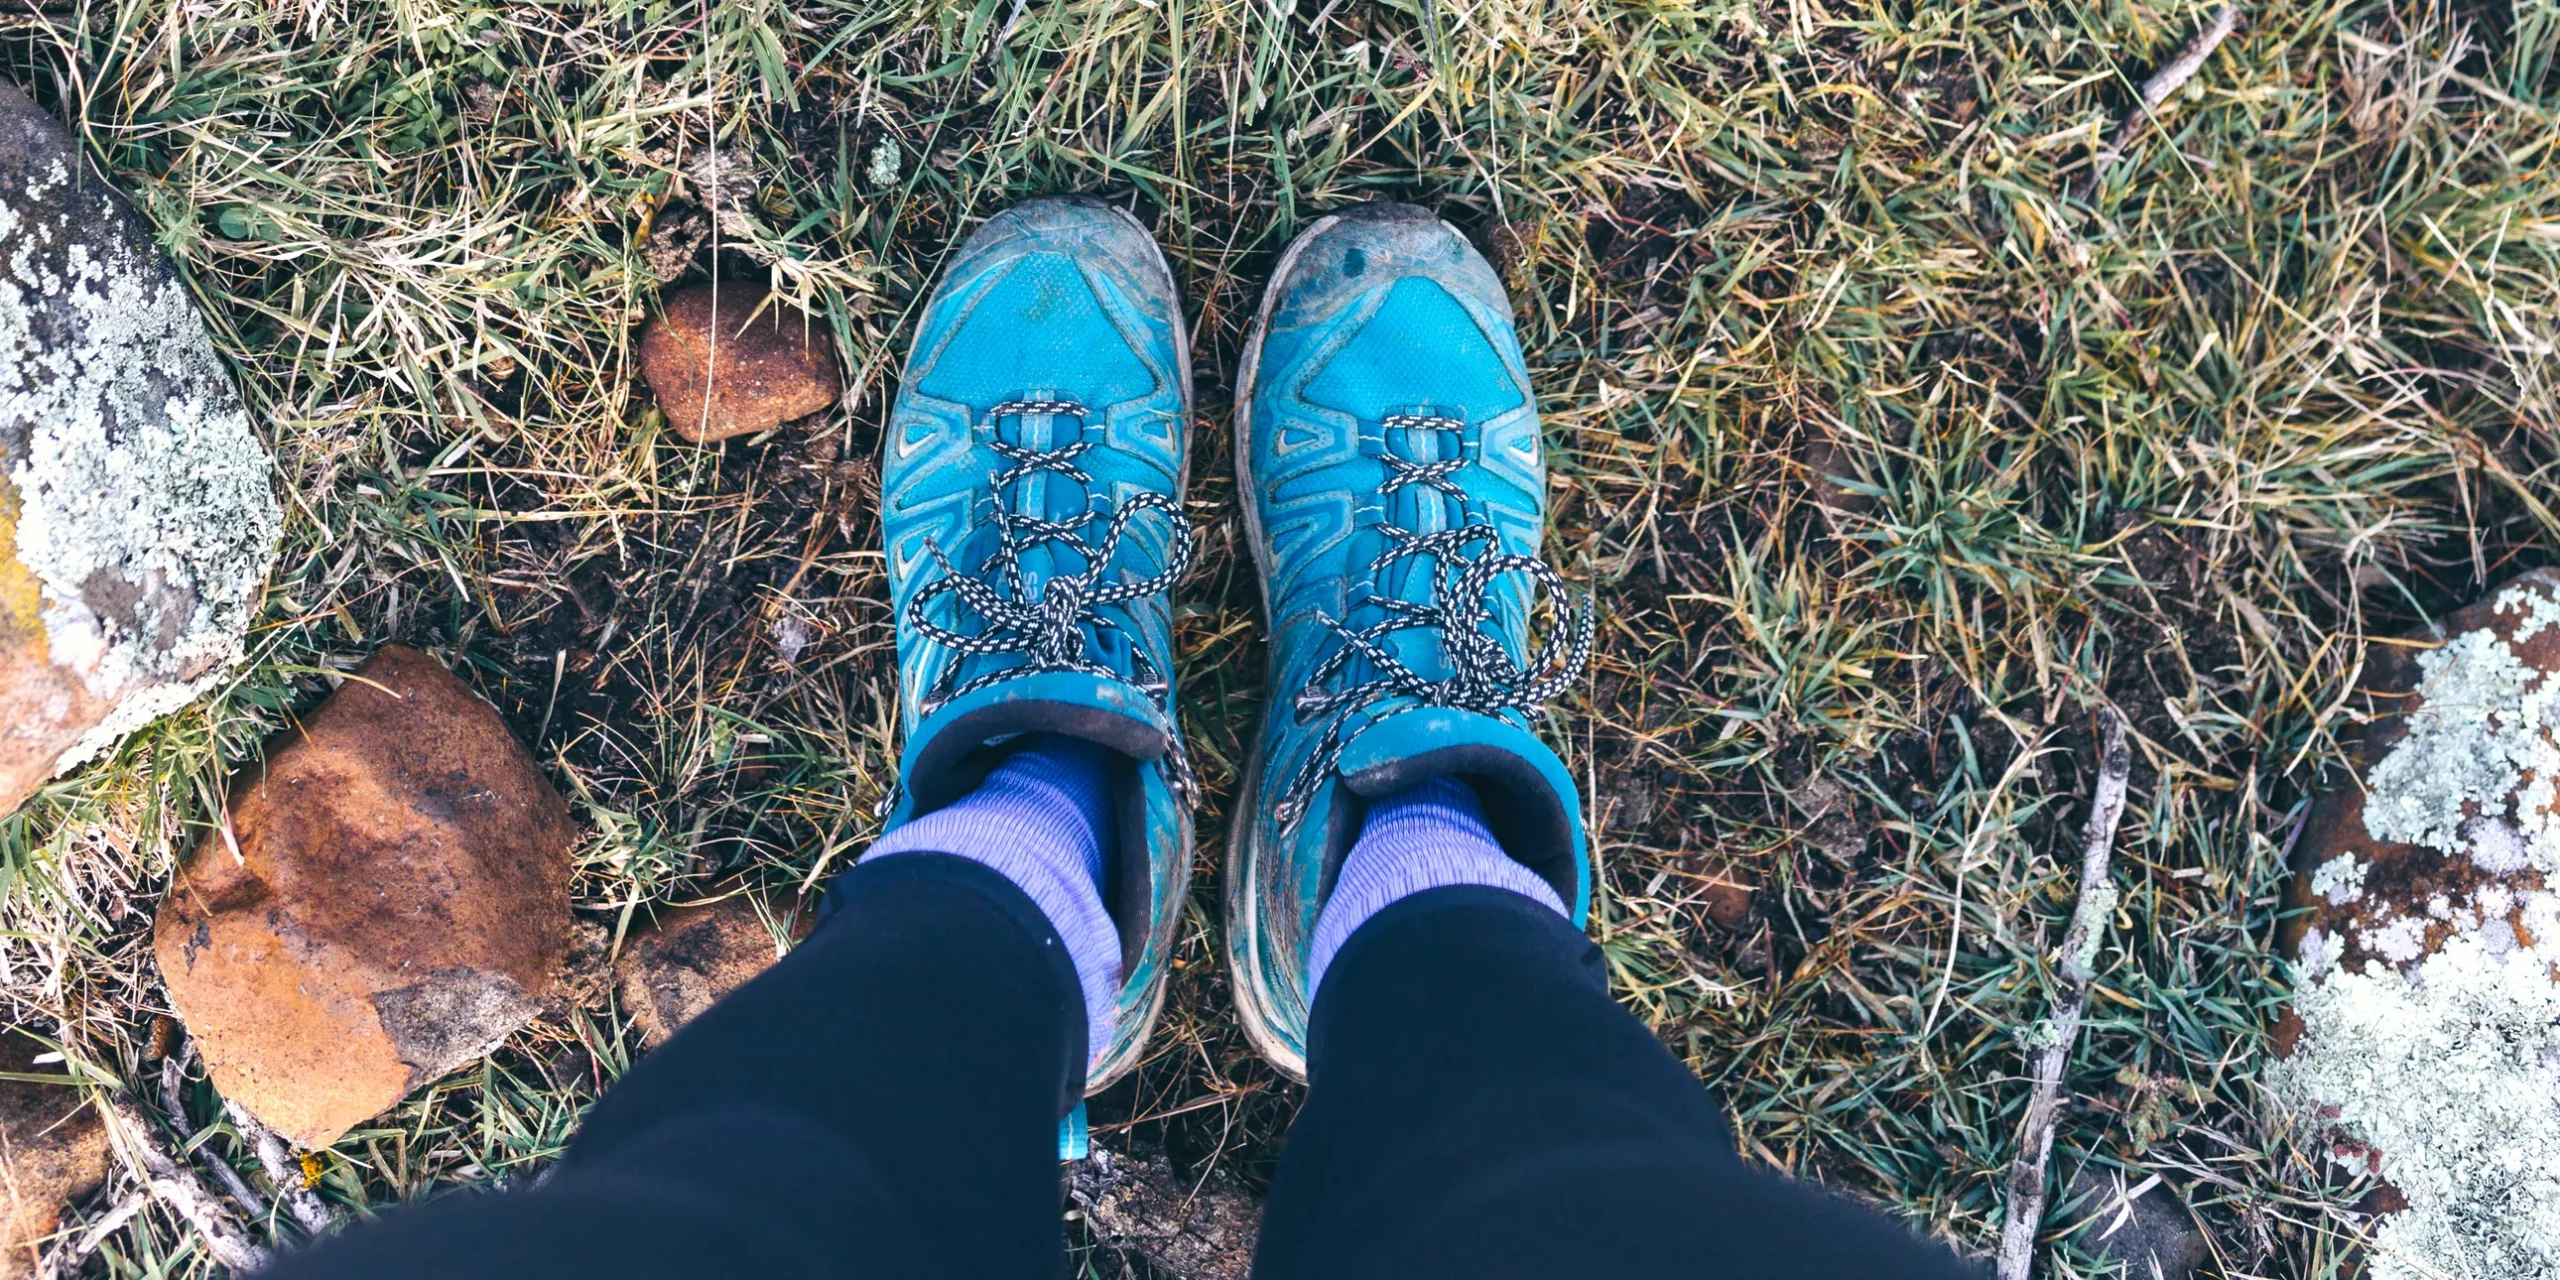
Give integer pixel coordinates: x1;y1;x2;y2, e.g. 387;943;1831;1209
0;1029;106;1280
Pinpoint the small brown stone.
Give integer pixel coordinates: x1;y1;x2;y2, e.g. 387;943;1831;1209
637;284;841;443
615;892;807;1047
153;646;578;1149
0;1030;108;1280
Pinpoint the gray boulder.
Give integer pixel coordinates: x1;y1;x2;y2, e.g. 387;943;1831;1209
0;79;279;815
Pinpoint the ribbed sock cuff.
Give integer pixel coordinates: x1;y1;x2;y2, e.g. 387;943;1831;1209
1307;775;1569;994
864;735;1122;1065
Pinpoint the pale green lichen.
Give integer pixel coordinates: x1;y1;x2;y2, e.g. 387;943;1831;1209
0;140;279;771
867;137;902;188
2312;853;2367;905
2361;582;2560;879
2069;879;2119;973
2285;577;2560;1280
2274;919;2560;1280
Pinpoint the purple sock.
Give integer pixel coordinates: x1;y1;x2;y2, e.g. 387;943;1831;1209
1307;775;1569;994
863;734;1121;1065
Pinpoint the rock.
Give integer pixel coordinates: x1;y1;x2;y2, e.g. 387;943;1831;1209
637;284;840;443
2270;567;2560;1280
0;80;281;818
0;1029;108;1279
153;646;578;1149
1786;768;1868;867
2054;1166;2208;1279
1071;1142;1261;1280
615;892;806;1047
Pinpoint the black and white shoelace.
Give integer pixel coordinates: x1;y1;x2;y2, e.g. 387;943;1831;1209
1271;415;1595;831
897;398;1198;807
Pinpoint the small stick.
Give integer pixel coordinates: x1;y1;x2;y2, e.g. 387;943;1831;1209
43;1189;147;1275
227;1100;338;1237
2090;6;2244;181
102;1097;272;1273
160;1056;270;1221
1996;709;2133;1280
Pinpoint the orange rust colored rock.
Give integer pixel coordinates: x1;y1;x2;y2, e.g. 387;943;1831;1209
615;892;807;1047
0;1030;107;1280
637;284;841;443
153;646;578;1149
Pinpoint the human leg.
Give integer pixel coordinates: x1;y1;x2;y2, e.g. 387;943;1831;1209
1227;204;1977;1278
1260;878;1980;1279
259;852;1081;1280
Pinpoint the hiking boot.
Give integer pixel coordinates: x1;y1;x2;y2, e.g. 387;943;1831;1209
880;196;1195;1092
1226;202;1594;1078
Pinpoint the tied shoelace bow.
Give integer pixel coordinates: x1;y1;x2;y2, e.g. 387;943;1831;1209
1272;413;1597;831
899;398;1199;807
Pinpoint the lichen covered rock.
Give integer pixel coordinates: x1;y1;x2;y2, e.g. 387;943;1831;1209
1071;1141;1261;1280
0;80;280;816
614;891;804;1047
637;283;840;443
0;1029;107;1279
2274;568;2560;1280
153;646;577;1149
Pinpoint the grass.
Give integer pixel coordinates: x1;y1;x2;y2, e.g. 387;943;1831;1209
0;0;2555;1274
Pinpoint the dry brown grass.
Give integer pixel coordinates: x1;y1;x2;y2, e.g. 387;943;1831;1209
0;0;2553;1274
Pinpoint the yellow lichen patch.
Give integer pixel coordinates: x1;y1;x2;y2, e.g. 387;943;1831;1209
0;475;46;653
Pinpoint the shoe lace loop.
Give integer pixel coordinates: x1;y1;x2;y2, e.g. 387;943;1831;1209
898;398;1199;808
1272;425;1595;831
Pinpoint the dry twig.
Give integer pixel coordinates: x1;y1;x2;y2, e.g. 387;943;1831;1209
227;1099;339;1237
160;1055;269;1221
2090;6;2245;181
102;1097;272;1272
1996;709;2134;1280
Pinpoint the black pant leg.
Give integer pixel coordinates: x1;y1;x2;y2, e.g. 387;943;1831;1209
1255;886;1982;1280
259;854;1081;1280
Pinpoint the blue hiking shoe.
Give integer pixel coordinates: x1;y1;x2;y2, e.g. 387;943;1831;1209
881;196;1194;1092
1226;202;1595;1077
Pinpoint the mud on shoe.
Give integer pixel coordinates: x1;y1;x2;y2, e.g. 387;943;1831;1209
880;196;1195;1093
1226;202;1594;1078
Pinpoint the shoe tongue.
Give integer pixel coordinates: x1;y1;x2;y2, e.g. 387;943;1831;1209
1331;419;1525;691
1340;419;1473;687
994;401;1095;589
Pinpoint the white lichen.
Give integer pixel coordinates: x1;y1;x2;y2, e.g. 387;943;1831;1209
2361;582;2560;879
2363;912;2432;965
2462;816;2534;875
2274;917;2560;1280
2313;853;2368;905
2298;926;2345;979
0;134;279;771
2285;578;2560;1280
867;136;903;188
2504;585;2560;644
